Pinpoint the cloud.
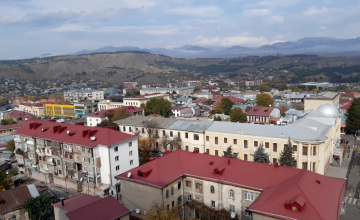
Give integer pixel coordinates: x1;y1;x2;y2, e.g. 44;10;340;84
165;6;223;17
243;9;270;17
257;0;300;7
192;35;282;47
319;26;327;30
303;7;328;16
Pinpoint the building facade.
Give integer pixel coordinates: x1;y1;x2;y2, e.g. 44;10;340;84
140;87;195;96
17;103;45;117
122;93;170;108
44;104;75;118
74;101;98;118
304;91;339;111
64;89;104;103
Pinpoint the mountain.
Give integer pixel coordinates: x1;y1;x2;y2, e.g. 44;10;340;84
177;45;210;51
72;46;151;55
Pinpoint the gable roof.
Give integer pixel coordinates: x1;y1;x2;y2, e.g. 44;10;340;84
14;121;136;148
0;185;36;214
247;106;275;117
52;194;101;212
117;150;345;220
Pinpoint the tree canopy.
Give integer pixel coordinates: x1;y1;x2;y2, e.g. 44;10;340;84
1;118;16;126
251;142;270;164
6;140;15;152
143;201;182;220
23;195;52;220
222;146;238;158
213;115;222;121
229;108;247;123
257;84;271;92
138;138;154;163
346;98;360;131
220;97;233;115
256;94;274;107
0;171;11;191
279;138;296;167
188;200;240;220
145;98;173;117
193;86;201;93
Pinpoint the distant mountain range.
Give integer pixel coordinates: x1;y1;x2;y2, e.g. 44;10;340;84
69;37;360;58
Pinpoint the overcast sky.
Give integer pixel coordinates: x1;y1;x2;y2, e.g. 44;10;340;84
0;0;360;59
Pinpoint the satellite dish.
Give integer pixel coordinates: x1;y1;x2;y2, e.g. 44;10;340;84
127;172;132;178
136;209;140;214
276;121;280;125
231;212;236;218
90;136;96;141
67;130;70;134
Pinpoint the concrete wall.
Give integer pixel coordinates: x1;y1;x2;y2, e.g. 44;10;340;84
32;171;51;183
1;208;29;220
53;206;69;220
252;213;279;220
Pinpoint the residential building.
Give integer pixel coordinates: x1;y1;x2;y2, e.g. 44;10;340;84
172;107;193;117
304;91;339;111
243;90;260;99
122;87;141;95
301;82;333;88
52;194;130;220
196;92;213;99
167;82;187;88
140;87;195;96
205;103;342;175
123;93;170;108
98;96;125;111
64;89;104;103
186;80;201;87
7;110;38;123
17;103;45;117
0;184;40;220
175;97;192;105
116;150;345;220
44;104;75;118
74;101;98;118
14;121;138;196
246;106;280;125
208;81;219;86
87;107;143;127
0;123;22;137
233;80;263;87
115;116;213;153
11;98;28;105
123;81;138;88
141;83;163;89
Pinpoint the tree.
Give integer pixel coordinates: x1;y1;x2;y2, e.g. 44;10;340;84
193;86;201;93
62;100;71;105
112;107;131;121
346;98;360;131
257;84;271;92
213;115;222;121
6;140;15;152
279;83;289;91
214;103;223;114
251;142;270;164
138;138;154;163
140;103;147;109
0;171;11;191
256;94;274;107
222;146;238;158
145;98;173;117
1;118;16;125
229;108;247;123
279;138;296;167
143;201;183;220
23;195;52;220
278;105;290;117
172;91;177;95
188;200;240;220
97;120;119;130
220;97;233;115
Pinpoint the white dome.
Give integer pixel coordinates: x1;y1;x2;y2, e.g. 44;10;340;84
317;103;340;117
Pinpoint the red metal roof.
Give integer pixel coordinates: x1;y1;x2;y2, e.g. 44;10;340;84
116;150;345;220
8;110;38;121
247;106;275;117
52;194;101;212
0;123;22;130
65;196;129;220
14;120;136;148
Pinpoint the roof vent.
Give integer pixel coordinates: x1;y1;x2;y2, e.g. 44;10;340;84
214;165;226;175
165;150;172;154
316;179;321;184
137;167;152;177
275;162;279;168
209;161;214;165
41;127;49;132
90;136;96;141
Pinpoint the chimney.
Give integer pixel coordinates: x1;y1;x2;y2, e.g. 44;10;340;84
275;162;279;168
61;199;64;207
316;179;321;184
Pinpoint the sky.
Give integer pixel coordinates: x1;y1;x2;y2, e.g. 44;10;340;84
0;0;360;59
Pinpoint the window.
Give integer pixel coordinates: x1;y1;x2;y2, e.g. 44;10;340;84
194;134;199;140
195;183;203;193
129;151;132;156
303;146;308;155
142;128;145;133
206;149;209;154
187;194;192;201
244;154;248;161
178;132;181;139
224;138;227;143
178;181;181;190
163;130;166;136
245;207;252;217
129;142;132;147
265;142;269;148
244;140;248;148
115;156;119;161
206;136;209;141
244;191;254;201
254;141;258;147
166;189;169;198
185;146;189;151
114;146;118;152
116;165;119;171
233;139;237;145
82;147;85;152
273;143;277;152
229;189;235;199
58;169;62;175
273;158;277;165
302;162;307;170
185;133;188;138
215;150;218;156
129;127;132;132
123;126;126;132
215;137;218;145
178;196;182;202
293;145;297;152
130;160;133;165
186;180;192;188
170;131;173;137
230;205;235;212
171;186;174;195
211;200;215;208
313;147;317;156
210;186;215;194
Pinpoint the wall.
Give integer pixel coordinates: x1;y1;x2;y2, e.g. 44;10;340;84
53;207;69;220
252;213;279;220
1;208;29;220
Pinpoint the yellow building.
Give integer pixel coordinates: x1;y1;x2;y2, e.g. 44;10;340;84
44;104;75;118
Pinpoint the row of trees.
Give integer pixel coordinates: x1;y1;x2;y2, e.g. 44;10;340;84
214;98;247;122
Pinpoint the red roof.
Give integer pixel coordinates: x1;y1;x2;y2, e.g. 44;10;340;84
0;185;32;214
124;106;143;113
340;102;352;110
14;121;136;148
116;150;345;220
21;103;43;107
197;99;206;103
148;114;161;117
87;109;115;118
65;196;129;220
8;110;38;121
52;194;101;212
0;123;22;130
247;106;274;117
211;96;246;103
172;107;186;110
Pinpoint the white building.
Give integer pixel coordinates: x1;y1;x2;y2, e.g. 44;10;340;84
64;89;104;103
140;87;195;96
123;93;170;107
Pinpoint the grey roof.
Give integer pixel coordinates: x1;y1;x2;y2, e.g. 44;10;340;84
115;116;213;133
176;98;191;102
0;135;13;143
284;94;306;99
285;109;304;116
305;91;338;100
206;109;336;143
27;184;40;198
65;89;102;93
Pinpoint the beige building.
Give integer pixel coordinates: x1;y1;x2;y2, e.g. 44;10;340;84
122;93;170;108
304;91;339;111
17;103;44;117
140;86;194;96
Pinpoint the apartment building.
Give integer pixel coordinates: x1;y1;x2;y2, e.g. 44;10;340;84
123;81;138;88
304;91;339;111
14;121;138;197
140;86;195;96
98;96;124;111
44;104;75;118
117;150;345;220
122;93;170;108
17;103;45;117
115;116;213;153
64;89;104;103
87;107;143;127
74;101;98;118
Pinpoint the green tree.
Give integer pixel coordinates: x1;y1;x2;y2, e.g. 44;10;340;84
213;115;222;121
257;84;271;92
6;140;15;152
188;200;240;220
256;94;274;107
1;118;16;125
214;103;223;114
23;195;52;220
0;171;11;191
279;83;289;91
193;86;201;93
111;107;131;121
229;108;247;123
251;143;270;164
222;146;238;158
97;120;119;130
346;98;360;131
279;138;296;167
145;98;173;117
220;97;233;115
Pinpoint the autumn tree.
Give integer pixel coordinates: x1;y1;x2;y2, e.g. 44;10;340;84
6;140;15;152
0;171;11;191
278;105;290;117
229;108;247;123
23;195;52;220
188;200;240;220
214;103;223;114
279;138;296;167
193;86;201;93
62;100;71;105
222;146;238;158
97;120;119;130
112;107;131;121
1;118;16;125
257;84;271;92
138;138;154;163
256;94;274;107
140;103;147;109
251;142;270;164
143;201;183;220
145;98;173;117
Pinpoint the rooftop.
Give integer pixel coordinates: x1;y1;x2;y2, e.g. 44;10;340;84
211;96;246;103
0;184;39;214
117;150;345;220
306;91;339;100
65;89;102;93
247;106;275;117
141;86;195;91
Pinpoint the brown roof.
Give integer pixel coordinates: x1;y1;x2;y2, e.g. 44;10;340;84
247;106;275;117
0;186;32;214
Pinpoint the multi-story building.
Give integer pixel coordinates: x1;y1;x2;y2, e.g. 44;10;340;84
17;103;45;117
123;81;138;88
44;104;75;118
122;87;141;95
115;116;213;153
246;106;280;125
14;121;138;196
98;96;124;111
175;97;192;105
122;93;170;108
87;107;143;127
304;91;339;111
74;101;98;118
116;150;345;220
140;87;195;96
64;89;104;103
186;80;201;87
